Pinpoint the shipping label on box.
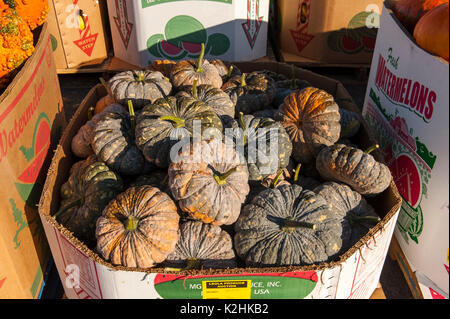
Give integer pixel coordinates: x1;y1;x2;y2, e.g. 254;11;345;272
0;23;66;299
107;0;269;67
362;3;449;298
47;0;109;69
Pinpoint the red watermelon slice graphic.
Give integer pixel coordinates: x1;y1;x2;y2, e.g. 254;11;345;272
182;41;202;54
389;154;422;208
15;113;52;205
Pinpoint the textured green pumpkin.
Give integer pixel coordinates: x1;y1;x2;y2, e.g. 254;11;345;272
275;87;341;163
231;113;293;182
71;104;124;158
92;105;149;175
129;169;170;195
313;182;380;251
168;139;250;226
316;144;392;196
339;108;361;139
55;155;124;246
95;186;180;268
164;220;236;270
234;184;343;266
222;72;276;114
176;83;235;119
273;78;311;108
210;59;241;82
108;70;172;109
135;96;223;168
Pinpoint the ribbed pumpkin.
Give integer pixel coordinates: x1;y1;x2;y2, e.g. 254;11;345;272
71;104;124;158
170;43;222;89
413;3;449;61
222;72;276;114
164;220;236;270
291;163;322;191
148;59;176;77
175;80;235;119
54;155;124;246
168;139;250;226
339;108;361;139
275;87;341;164
92;102;149;175
210;59;241;82
316;144;392;196
108;70;172;109
231;113;293;182
135;96;223;168
234;184;343;266
273;68;311;107
129;170;170;195
313;182;380;251
96;186;180;268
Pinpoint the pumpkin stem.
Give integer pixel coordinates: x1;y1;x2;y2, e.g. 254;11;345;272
159;115;186;128
281;216;316;233
240;73;246;87
238;112;248;145
339;120;359;138
346;213;380;228
53;199;82;220
87;106;94;121
185;258;202;270
196;43;205;73
364;144;379;154
128;100;136;133
271;169;284;188
293;163;301;184
290;65;297;90
225;65;234;81
192;79;198;100
125;216;139;231
136;72;145;82
214;167;238;186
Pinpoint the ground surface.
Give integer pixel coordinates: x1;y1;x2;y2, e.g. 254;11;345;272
40;69;413;299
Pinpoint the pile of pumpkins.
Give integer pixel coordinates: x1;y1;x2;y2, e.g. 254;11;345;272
388;0;449;61
55;45;393;271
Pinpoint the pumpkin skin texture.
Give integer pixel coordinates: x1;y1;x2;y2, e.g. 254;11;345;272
71;104;124;158
275;87;341;164
388;0;448;33
95;186;180;269
170;59;223;89
56;155;124;246
222;72;276;114
129;170;171;196
210;59;241;81
339;108;361;139
92;105;148;176
108;70;172;109
94;95;116;115
231;114;293;182
135;96;223;168
168;139;250;226
413;3;449;61
316;144;392;196
176;83;235;118
273;78;311;108
164;220;237;270
234;184;343;266
313;182;379;251
147;59;176;77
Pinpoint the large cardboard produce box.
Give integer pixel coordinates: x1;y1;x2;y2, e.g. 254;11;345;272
38;61;402;299
362;2;449;299
106;0;270;68
47;0;111;70
0;23;66;299
275;0;384;65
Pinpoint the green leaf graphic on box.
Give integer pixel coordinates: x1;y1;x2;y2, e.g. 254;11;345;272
147;15;230;60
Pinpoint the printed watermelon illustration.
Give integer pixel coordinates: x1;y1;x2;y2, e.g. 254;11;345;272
390;116;416;151
147;15;230;61
15;113;52;207
154;271;318;299
328;11;379;54
389;153;422;208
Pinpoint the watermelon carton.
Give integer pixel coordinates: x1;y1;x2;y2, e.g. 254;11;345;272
38;61;402;299
106;0;270;68
362;2;449;299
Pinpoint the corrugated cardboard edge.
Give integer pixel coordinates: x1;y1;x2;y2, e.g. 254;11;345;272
38;61;402;277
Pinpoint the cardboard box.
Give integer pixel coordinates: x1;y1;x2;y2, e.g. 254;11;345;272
276;0;384;65
106;0;270;68
362;2;449;299
47;0;110;70
38;61;402;299
0;23;67;299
